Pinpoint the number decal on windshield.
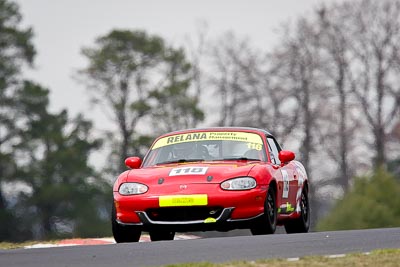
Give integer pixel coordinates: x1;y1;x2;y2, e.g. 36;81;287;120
247;142;262;151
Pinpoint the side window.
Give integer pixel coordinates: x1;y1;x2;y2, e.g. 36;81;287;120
267;137;281;165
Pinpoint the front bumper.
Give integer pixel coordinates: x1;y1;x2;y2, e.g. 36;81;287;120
113;186;267;232
117;207;264;232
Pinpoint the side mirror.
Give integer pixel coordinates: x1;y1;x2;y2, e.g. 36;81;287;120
125;157;142;169
278;150;295;165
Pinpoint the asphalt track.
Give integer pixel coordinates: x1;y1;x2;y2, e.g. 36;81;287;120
1;228;399;267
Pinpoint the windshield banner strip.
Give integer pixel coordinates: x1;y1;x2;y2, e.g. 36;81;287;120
152;132;263;149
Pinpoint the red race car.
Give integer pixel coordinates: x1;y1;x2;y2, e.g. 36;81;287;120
112;127;310;242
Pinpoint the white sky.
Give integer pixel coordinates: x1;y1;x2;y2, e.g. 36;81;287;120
15;0;340;129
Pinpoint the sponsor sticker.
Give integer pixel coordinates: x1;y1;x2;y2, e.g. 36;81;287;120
281;169;289;198
152;131;263;149
278;202;295;214
204;217;217;223
159;194;208;207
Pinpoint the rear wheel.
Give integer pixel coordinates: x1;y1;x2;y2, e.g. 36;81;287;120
250;186;277;235
284;188;310;234
112;204;141;243
149;230;175;241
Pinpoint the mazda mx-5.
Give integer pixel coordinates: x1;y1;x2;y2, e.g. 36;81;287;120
112;127;310;242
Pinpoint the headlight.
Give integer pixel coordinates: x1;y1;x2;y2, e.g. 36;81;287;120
119;182;148;195
221;177;257;190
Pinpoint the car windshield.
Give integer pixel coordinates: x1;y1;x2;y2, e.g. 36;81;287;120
142;131;267;167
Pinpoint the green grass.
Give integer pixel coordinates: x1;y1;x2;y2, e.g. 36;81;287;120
164;249;400;267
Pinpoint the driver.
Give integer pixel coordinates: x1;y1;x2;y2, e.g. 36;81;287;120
172;142;210;159
172;142;196;159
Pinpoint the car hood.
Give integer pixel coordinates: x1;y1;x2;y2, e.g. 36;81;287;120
125;161;259;185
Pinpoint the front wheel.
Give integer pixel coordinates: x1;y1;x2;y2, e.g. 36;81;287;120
112;204;142;243
284;187;310;234
250;186;277;235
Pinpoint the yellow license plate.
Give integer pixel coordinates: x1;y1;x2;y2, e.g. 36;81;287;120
159;194;208;207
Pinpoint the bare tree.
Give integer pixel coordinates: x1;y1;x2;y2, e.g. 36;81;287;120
313;4;360;193
206;32;265;127
271;18;330;175
346;0;400;168
184;21;209;104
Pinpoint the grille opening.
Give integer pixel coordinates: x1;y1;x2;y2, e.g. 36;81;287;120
146;206;223;222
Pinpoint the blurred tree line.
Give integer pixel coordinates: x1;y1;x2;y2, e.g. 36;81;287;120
317;168;400;230
0;0;399;241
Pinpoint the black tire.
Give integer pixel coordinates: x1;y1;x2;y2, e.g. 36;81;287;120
250;186;277;235
149;230;175;241
112;204;141;243
284;187;310;234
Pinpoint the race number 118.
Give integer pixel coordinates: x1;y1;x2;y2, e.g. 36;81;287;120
169;167;208;176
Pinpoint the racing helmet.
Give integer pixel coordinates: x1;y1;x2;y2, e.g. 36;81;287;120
172;142;195;158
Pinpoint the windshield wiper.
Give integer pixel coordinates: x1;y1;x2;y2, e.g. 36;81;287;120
156;158;205;165
219;157;261;161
